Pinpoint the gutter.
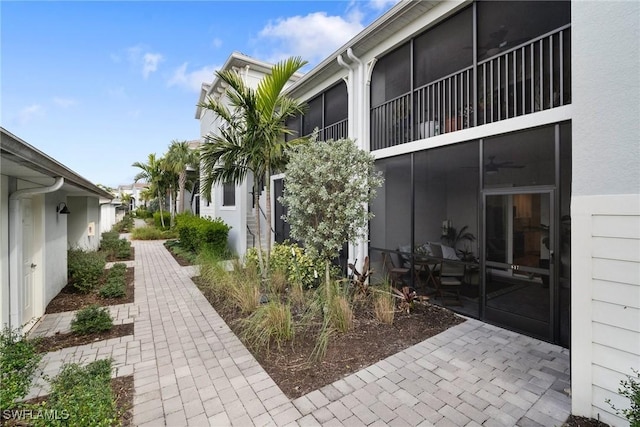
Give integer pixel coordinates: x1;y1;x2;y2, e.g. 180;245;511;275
336;54;355;137
8;177;65;329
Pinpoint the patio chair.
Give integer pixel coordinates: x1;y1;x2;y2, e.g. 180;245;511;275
381;251;410;288
434;260;463;306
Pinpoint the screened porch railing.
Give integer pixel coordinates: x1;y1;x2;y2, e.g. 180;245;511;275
370;25;571;150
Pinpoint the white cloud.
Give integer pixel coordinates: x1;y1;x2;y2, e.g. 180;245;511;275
368;0;399;11
256;12;364;65
15;104;44;125
124;45;164;78
53;97;77;108
168;63;218;93
211;38;223;49
142;53;164;79
107;87;127;100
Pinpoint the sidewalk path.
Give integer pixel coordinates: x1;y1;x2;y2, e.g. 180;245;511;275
31;238;571;426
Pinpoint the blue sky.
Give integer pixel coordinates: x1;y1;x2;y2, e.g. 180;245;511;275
1;0;395;188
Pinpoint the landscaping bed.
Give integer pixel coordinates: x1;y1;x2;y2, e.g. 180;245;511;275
164;240;195;266
34;323;134;353
45;267;134;314
193;276;464;399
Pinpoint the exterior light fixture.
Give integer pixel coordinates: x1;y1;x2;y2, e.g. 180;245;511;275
56;202;71;214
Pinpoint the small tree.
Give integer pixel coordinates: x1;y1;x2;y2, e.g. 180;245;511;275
280;138;383;287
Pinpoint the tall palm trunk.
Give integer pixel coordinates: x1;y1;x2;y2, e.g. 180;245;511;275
178;171;187;214
157;188;165;228
253;176;266;278
264;164;272;272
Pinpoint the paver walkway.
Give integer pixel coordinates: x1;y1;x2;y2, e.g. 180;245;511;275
30;239;571;426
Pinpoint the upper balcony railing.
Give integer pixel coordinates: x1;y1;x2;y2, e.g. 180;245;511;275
370;25;571;151
303;119;349;142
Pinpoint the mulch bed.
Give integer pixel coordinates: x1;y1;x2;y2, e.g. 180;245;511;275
164;242;194;266
562;415;610;427
34;323;134;353
44;267;134;314
193;276;464;399
101;247;135;263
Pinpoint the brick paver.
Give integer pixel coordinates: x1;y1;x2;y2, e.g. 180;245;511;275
27;238;571;426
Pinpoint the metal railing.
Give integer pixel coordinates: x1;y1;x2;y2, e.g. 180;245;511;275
370;25;571;150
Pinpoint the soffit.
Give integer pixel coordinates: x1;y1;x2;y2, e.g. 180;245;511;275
286;0;442;98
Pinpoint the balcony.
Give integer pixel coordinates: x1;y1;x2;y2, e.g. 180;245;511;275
371;25;571;151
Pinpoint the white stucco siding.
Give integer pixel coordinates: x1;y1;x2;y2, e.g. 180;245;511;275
66;196;101;251
44;192;68;310
572;1;640;196
100;203;116;234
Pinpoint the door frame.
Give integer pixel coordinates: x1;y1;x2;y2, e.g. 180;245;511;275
481;186;556;341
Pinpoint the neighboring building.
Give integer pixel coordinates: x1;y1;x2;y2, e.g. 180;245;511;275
116;182;149;214
197;1;639;424
195;52;303;256
1;128;114;331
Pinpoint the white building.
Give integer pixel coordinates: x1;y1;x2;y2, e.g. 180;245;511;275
196;2;639;424
1;128;114;331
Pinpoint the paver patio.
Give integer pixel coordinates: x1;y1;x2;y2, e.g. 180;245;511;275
29;238;571;426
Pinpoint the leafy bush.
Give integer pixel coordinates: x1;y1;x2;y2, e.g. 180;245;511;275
175;213;230;256
113;214;133;233
134;207;153;219
0;327;42;410
131;226;178;240
608;368;640;426
164;239;197;264
153;211;171;230
246;241;324;289
33;359;117;427
70;305;113;335
100;232;131;260
67;249;106;293
99;264;127;298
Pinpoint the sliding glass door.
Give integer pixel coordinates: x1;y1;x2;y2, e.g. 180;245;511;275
483;189;554;340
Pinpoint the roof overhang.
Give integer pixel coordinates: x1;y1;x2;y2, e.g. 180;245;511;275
195;51;304;119
1;127;114;199
285;0;455;98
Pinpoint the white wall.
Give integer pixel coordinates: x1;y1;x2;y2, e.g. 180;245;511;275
43;192;68;310
100;203;117;235
571;2;640;425
67;196;101;251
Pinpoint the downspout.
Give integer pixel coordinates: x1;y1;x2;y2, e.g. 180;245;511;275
337;54;355;138
346;48;368;268
8;177;65;329
337;53;357;267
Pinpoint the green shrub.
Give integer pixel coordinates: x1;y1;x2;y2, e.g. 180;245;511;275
99;279;126;299
164;240;198;264
71;305;113;335
175;213;230;256
153;211;171;230
246;241;324;289
131;226;178;240
608;368;640;426
67;249;106;293
0;327;42;409
100;233;131;260
134;207;153;219
113;214;134;233
33;359;117;427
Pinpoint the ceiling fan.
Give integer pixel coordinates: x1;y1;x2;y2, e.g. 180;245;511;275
484;156;524;174
462;156;525;174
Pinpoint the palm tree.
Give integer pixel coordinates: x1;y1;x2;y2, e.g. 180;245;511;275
199;56;309;275
132;153;167;228
165;140;199;214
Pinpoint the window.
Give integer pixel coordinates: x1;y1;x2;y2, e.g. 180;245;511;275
414;7;473;87
370;42;411;107
222;182;235;207
303;96;323;136
477;1;570;61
